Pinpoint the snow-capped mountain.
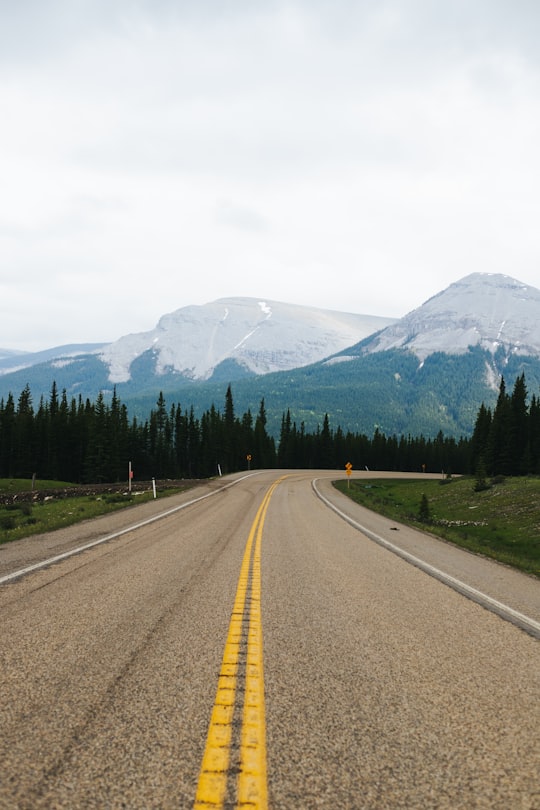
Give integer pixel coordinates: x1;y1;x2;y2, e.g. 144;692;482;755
100;298;395;383
348;273;540;361
2;274;540;440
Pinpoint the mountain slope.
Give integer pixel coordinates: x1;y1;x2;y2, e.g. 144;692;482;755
99;297;395;383
347;273;540;361
0;298;395;405
121;344;540;441
0;344;106;376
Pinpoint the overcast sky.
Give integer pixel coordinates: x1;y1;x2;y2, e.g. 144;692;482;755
1;0;539;351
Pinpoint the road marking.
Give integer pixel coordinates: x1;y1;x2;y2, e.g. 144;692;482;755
313;478;540;640
194;478;282;810
0;473;264;586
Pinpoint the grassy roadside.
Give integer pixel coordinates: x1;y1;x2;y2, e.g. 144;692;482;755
334;476;540;577
0;478;196;545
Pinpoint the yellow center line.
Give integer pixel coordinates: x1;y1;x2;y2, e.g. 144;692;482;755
194;477;284;810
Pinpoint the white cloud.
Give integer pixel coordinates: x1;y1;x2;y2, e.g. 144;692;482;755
1;0;539;350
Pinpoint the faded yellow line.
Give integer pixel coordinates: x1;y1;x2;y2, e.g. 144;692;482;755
194;478;283;810
237;480;273;809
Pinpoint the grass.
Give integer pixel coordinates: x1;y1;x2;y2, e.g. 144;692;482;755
334;476;540;577
0;478;75;493
0;478;194;545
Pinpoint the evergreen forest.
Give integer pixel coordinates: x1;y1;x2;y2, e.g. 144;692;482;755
1;374;540;484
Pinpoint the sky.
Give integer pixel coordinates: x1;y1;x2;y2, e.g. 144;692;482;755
1;0;539;352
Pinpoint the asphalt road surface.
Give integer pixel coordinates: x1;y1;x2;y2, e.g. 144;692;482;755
0;470;538;809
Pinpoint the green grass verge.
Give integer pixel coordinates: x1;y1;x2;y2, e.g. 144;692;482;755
0;478;75;492
0;479;194;545
334;476;540;577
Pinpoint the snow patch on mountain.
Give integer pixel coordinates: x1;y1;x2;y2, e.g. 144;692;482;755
100;297;395;383
485;358;501;392
359;273;540;361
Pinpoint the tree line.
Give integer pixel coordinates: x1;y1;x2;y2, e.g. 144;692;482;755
0;383;275;483
0;374;539;484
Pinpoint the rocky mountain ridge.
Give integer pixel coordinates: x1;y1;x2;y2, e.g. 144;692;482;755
99;297;395;383
350;273;540;361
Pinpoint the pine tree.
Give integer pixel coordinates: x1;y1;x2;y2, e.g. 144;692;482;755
277;409;293;468
469;402;492;472
0;393;15;477
319;413;334;469
254;398;275;468
510;373;528;474
223;385;237;473
84;392;110;483
529;395;540;473
486;377;513;475
14;385;35;478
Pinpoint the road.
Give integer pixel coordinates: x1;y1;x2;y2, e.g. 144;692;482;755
0;470;538;809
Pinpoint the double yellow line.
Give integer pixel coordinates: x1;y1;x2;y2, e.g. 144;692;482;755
194;478;283;809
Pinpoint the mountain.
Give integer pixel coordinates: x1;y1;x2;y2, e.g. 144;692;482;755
1;274;540;440
0;298;394;401
0;348;27;362
344;273;540;361
225;273;540;438
99;298;394;383
0;344;106;375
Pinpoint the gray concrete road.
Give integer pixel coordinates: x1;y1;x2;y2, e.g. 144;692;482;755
0;471;538;809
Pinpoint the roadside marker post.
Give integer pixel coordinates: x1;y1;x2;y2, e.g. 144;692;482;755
345;461;353;488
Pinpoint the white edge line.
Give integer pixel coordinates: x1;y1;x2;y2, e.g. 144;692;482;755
312;479;540;640
0;473;263;586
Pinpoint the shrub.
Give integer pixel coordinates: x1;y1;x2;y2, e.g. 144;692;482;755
474;458;490;492
418;494;431;523
0;516;16;530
